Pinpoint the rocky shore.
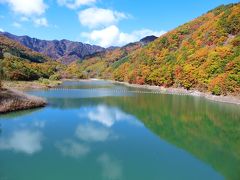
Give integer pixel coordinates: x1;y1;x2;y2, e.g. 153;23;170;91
0;89;47;114
109;80;240;105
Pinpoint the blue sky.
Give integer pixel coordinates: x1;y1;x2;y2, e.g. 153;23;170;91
0;0;239;47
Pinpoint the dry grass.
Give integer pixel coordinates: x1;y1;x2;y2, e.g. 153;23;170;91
0;89;46;113
2;80;62;91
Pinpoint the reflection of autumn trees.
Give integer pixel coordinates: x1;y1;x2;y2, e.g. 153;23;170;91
28;87;240;179
103;94;240;180
50;93;240;179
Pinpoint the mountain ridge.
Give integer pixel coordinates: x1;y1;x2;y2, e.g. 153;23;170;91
0;32;105;64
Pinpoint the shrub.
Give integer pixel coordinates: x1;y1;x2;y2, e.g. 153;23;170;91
212;85;222;95
49;73;61;81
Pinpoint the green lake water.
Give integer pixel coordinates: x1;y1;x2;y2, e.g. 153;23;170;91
0;80;239;180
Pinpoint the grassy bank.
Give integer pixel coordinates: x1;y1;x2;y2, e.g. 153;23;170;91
0;79;61;114
0;88;47;114
2;79;62;90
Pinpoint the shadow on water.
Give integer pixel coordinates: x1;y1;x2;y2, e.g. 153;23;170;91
43;93;240;180
0;108;44;119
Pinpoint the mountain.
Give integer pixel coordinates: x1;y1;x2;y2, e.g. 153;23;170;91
0;32;105;64
70;3;240;96
140;35;158;45
0;30;158;80
63;35;158;79
0;35;61;81
0;35;49;63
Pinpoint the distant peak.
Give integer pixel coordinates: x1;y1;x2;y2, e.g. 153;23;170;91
140;35;158;43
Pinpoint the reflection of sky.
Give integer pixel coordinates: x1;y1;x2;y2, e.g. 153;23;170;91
98;153;122;180
27;89;133;99
55;139;90;158
55;105;129;158
0;129;43;155
79;104;141;127
0;103;140;159
0;80;229;179
0;117;46;155
76;124;111;142
53;104;136;177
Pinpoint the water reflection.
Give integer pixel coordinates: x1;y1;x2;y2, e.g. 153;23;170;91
100;94;240;180
32;120;45;128
0;80;239;179
0;129;43;155
43;88;240;179
55;139;90;158
86;105;134;127
98;153;123;180
76;124;111;142
0;108;43;119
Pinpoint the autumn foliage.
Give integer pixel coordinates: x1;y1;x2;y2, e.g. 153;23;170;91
0;35;62;81
1;3;239;96
72;3;240;96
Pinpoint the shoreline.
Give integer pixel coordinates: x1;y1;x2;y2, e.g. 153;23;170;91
0;88;47;114
0;80;60;114
1;79;239;108
36;78;240;105
62;78;240;105
115;81;240;105
2;80;62;91
102;79;240;105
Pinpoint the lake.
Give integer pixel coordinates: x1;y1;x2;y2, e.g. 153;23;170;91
0;80;239;180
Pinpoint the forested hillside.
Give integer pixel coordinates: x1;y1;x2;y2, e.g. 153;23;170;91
0;35;62;81
63;36;153;79
76;3;240;96
1;3;239;96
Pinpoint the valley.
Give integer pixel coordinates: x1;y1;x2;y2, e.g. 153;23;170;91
0;2;240;180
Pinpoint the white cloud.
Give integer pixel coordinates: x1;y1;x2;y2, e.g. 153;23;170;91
55;140;90;158
0;28;4;32
34;17;48;27
75;124;110;142
81;25;166;47
12;21;21;28
81;25;119;48
0;130;43;155
58;0;96;9
78;7;128;29
1;0;49;27
2;0;47;16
